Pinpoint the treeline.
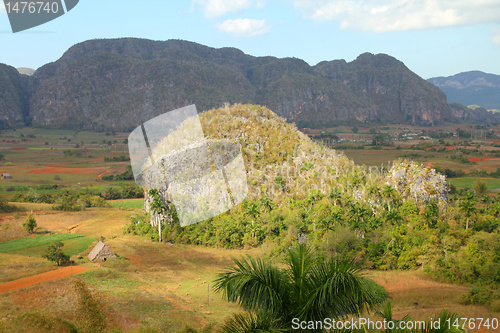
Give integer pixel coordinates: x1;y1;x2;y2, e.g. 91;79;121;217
435;166;500;178
10;185;143;211
103;154;129;162
101;166;134;181
0;184;59;192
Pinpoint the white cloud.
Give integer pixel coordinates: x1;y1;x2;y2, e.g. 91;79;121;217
194;0;254;18
217;18;270;36
293;0;500;32
492;27;500;46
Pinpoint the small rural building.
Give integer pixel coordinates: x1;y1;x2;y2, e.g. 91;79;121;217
1;173;12;180
88;241;116;262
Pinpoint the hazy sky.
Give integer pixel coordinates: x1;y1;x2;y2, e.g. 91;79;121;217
1;0;500;79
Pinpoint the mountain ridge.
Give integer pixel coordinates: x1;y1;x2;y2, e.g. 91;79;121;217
1;38;499;131
428;71;500;110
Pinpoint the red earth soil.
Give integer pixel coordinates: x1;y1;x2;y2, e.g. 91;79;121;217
97;170;110;179
469;157;500;162
29;166;107;175
0;266;88;293
9;147;27;150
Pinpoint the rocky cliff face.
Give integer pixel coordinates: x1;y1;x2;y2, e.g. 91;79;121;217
0;63;29;128
449;103;500;124
0;38;474;130
315;53;453;126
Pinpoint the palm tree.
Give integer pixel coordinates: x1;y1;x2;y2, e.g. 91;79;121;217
382;185;397;212
348;204;372;238
258;197;276;215
244;201;261;241
148;189;168;242
318;213;340;247
385;209;403;226
489;202;500;218
214;244;386;332
459;199;477;230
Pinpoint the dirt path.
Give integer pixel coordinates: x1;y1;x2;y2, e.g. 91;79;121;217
0;266;88;293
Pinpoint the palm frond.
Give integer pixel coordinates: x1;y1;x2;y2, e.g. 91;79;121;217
375;301;411;333
286;244;314;303
298;256;383;321
213;256;289;317
217;312;286;333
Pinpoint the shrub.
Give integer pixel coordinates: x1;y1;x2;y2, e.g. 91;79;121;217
23;214;37;234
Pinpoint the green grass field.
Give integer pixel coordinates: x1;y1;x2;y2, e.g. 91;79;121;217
0;233;85;253
6;236;95;257
447;177;500;190
108;199;144;210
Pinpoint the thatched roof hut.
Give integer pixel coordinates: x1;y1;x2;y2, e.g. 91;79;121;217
88;241;116;262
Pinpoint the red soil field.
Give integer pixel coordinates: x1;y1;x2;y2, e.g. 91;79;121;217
29;166;108;175
9;147;27;150
469;157;500;162
0;266;88;293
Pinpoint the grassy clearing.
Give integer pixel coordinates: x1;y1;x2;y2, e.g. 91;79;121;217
108;199;144;210
8;236;95;257
367;270;498;326
0;233;84;253
448;177;500;189
0;253;53;283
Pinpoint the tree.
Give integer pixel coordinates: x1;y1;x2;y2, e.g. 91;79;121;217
348;203;372;238
244;201;261;241
489;202;500;218
382;185;398;211
459;198;477;230
213;244;386;331
23;214;37;233
473;180;488;195
258;197;275;215
42;241;70;266
328;189;342;206
351;126;359;133
385;209;403;226
148;189;168;242
422;199;439;229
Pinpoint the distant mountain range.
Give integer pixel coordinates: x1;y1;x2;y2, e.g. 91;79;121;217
428;71;500;110
1;38;499;131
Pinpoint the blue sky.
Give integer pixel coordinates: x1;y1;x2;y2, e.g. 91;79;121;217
1;0;500;79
